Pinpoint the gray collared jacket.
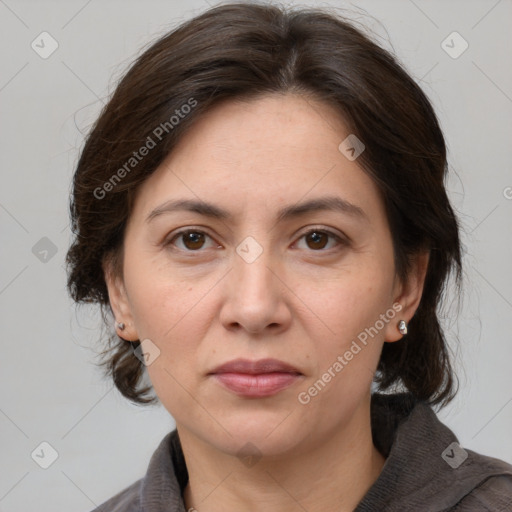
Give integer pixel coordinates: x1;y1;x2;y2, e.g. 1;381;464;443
91;393;512;511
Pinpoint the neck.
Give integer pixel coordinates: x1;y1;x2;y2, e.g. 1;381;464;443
179;396;385;512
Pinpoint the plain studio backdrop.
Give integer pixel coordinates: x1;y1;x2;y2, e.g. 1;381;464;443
0;0;511;510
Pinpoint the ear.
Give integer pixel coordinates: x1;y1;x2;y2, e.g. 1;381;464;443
103;253;139;342
384;250;430;343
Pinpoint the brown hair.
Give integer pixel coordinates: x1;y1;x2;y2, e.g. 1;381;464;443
66;2;462;407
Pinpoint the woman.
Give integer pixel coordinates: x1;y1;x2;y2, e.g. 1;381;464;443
66;2;512;511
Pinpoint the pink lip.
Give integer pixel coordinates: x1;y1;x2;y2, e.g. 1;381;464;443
209;358;302;398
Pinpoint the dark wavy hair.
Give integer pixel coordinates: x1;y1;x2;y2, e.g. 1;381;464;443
66;1;462;407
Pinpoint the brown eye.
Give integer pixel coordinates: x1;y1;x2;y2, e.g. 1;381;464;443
169;230;215;251
182;231;205;250
305;231;329;250
295;229;346;252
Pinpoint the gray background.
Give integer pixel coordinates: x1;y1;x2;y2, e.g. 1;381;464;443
1;0;511;510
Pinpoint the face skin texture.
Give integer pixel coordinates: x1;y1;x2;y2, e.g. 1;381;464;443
104;93;429;512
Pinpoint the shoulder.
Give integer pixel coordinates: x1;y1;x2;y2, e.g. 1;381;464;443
410;400;512;510
362;394;512;511
87;429;185;512
89;477;142;512
447;451;512;511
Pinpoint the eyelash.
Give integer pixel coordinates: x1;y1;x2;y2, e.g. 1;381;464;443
165;227;348;254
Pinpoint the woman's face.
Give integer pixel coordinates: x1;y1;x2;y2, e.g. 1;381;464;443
106;93;424;457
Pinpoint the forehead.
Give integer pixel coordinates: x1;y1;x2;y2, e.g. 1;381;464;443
174;93;349;166
130;93;385;226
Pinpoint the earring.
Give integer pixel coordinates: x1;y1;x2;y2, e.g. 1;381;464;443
116;321;125;331
398;320;408;335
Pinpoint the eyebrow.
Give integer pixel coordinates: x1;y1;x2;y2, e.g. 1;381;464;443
145;196;368;224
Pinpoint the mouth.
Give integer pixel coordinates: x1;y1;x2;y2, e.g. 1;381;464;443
208;358;303;398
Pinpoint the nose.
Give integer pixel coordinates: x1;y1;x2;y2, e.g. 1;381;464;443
219;245;292;335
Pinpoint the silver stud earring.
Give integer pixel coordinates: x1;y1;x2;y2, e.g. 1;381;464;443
116;322;125;331
398;320;408;335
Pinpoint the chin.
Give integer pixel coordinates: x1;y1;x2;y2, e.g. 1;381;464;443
202;408;312;460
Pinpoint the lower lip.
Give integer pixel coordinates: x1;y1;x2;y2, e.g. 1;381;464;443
212;372;301;397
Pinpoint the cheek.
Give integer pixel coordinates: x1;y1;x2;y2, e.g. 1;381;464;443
309;266;394;339
140;295;211;419
297;280;392;417
124;249;209;340
303;266;395;382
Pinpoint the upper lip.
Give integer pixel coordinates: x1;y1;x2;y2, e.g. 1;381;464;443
209;358;302;375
